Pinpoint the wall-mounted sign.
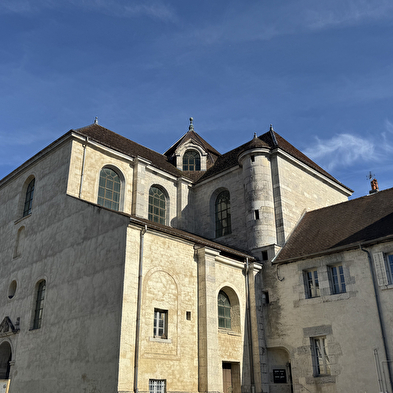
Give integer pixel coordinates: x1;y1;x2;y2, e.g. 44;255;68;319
273;369;286;384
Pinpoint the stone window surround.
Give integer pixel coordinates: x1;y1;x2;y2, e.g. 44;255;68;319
148;184;170;226
174;142;208;171
96;164;125;212
16;174;37;221
295;260;352;307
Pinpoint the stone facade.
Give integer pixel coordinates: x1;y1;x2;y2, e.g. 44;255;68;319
2;120;390;393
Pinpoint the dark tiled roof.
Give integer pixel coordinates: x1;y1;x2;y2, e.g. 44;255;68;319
196;130;350;190
164;130;221;157
73;124;187;179
275;187;393;263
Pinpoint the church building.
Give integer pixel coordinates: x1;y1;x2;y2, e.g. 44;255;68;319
0;118;392;393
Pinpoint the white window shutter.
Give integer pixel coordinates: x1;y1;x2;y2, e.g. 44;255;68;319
373;252;388;286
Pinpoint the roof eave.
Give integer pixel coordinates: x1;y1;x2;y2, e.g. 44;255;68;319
274;234;393;265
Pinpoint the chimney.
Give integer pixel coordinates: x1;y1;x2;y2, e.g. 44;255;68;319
369;177;379;194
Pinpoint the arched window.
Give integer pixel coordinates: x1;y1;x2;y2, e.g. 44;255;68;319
149;186;166;224
23;178;35;217
183;150;201;171
97;167;121;211
32;280;46;330
215;190;231;238
218;291;231;329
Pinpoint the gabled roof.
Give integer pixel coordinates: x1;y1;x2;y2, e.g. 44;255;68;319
73;123;187;179
164;129;221;158
274;187;393;263
196;129;351;190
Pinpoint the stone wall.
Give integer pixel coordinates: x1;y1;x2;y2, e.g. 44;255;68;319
263;246;393;393
0;142;130;392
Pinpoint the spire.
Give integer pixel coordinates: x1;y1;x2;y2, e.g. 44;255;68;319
189;117;194;131
269;124;278;146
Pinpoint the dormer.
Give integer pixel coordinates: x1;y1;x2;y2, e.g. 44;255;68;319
164;118;221;174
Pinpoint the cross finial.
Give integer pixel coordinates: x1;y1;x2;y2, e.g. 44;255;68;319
367;171;375;181
189;117;194;131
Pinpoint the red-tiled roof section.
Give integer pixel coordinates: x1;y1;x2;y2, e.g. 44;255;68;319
196;130;350;190
74;124;186;178
275;187;393;263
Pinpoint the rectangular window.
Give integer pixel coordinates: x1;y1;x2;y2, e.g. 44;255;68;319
311;337;330;376
329;265;346;294
149;379;166;393
388;255;393;284
373;252;393;286
304;269;320;298
153;309;168;338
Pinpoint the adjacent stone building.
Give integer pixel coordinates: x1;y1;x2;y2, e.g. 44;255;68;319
0;118;392;393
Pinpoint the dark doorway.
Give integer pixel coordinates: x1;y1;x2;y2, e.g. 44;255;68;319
0;342;11;379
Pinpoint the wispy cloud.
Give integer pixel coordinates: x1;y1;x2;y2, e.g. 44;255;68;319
304;133;374;171
303;120;393;172
304;0;393;30
0;0;177;22
174;0;393;47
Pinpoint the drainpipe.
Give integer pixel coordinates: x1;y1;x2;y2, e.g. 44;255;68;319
134;224;147;393
360;245;393;392
79;137;88;198
245;258;255;393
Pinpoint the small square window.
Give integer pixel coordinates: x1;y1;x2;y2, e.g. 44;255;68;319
186;311;191;320
329;265;346;294
149;379;166;393
304;269;320;298
153;309;168;339
310;336;330;376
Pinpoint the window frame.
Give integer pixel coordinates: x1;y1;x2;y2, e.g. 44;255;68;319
148;186;167;225
311;336;330;376
32;280;46;330
387;254;393;284
149;379;166;393
153;309;168;339
182;150;201;171
218;291;231;329
304;269;320;298
97;167;121;211
23;178;35;217
329;265;346;294
215;190;232;238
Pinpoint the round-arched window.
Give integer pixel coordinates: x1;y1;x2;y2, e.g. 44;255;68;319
183;150;201;171
218;290;231;329
97;168;121;211
149;186;166;225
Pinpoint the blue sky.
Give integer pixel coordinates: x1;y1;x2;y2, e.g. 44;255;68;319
1;0;393;198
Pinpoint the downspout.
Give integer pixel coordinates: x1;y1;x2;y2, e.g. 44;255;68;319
134;224;147;393
360;245;393;392
245;258;255;393
78;137;88;198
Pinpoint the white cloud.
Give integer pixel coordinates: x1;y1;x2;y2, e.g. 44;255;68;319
0;0;32;13
304;0;393;30
304;122;393;173
304;133;374;171
0;0;177;22
385;119;393;134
